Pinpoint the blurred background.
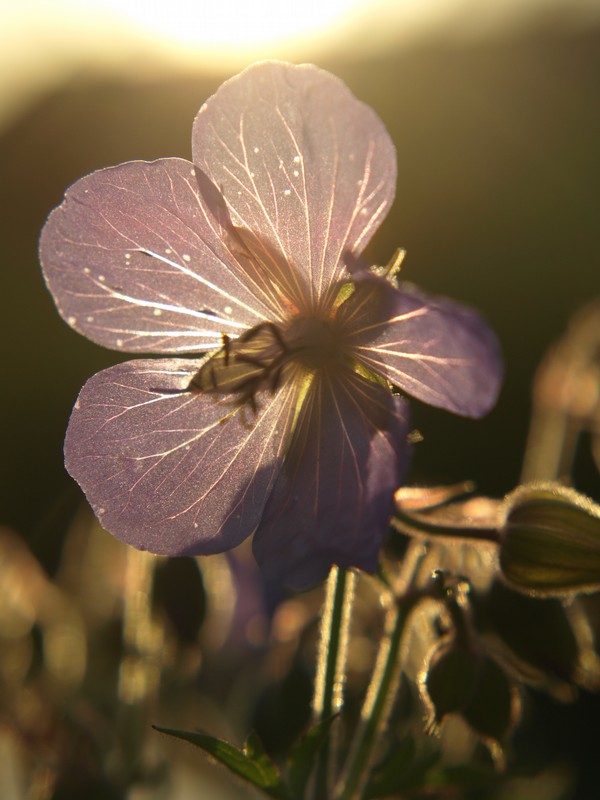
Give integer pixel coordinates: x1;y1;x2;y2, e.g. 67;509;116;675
1;0;599;797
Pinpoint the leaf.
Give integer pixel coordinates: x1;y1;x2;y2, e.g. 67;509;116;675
154;727;288;799
424;763;501;791
285;716;338;800
365;741;500;798
364;735;440;798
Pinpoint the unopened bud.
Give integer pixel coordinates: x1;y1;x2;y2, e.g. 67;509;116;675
500;483;600;596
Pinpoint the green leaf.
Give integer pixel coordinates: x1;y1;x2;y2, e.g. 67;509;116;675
154;726;288;799
286;716;337;800
364;735;440;798
424;763;501;791
242;731;270;762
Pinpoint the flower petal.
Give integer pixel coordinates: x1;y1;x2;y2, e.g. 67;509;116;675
40;158;269;353
252;369;411;589
64;358;297;555
192;61;396;312
339;275;503;418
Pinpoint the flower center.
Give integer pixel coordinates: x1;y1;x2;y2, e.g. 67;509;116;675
284;316;342;370
188;316;345;411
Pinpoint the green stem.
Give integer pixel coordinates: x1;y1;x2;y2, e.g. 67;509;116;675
391;506;500;544
335;591;414;800
336;536;436;800
312;565;356;799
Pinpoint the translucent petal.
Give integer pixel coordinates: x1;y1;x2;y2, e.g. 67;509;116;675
192;61;396;313
253;369;411;588
40;158;269;353
64;358;297;555
338;275;503;418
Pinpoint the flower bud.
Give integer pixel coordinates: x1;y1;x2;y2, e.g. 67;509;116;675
500;483;600;596
421;640;517;745
421;643;478;724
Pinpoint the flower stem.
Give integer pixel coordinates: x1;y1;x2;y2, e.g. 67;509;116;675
335;544;427;800
391;505;500;544
312;565;356;799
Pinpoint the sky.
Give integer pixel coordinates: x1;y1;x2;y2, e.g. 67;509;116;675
1;0;599;129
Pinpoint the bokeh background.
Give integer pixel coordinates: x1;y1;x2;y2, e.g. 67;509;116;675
1;1;599;797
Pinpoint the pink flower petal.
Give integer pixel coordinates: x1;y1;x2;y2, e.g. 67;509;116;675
40;158;269;353
253;368;410;588
64;358;297;555
192;61;396;313
339;275;503;418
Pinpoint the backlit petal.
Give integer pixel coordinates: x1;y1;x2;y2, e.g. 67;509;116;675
339;275;503;418
253;369;411;588
40;158;269;353
64;359;297;555
192;61;396;313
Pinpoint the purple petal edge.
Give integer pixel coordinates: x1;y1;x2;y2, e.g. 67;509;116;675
65;358;296;556
340;274;503;418
192;61;397;311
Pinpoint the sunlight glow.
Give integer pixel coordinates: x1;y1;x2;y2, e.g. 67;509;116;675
103;0;367;50
2;0;599;131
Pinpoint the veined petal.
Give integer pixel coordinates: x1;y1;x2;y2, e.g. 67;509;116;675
40;158;269;353
339;275;503;418
253;369;411;589
64;358;297;555
192;61;396;313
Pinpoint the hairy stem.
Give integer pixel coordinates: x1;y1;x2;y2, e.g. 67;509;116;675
335;544;427;800
312;565;356;799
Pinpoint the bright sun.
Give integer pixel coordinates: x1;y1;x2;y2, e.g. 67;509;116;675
102;0;367;50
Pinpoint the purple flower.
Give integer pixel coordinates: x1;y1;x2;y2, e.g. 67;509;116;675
40;62;502;588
